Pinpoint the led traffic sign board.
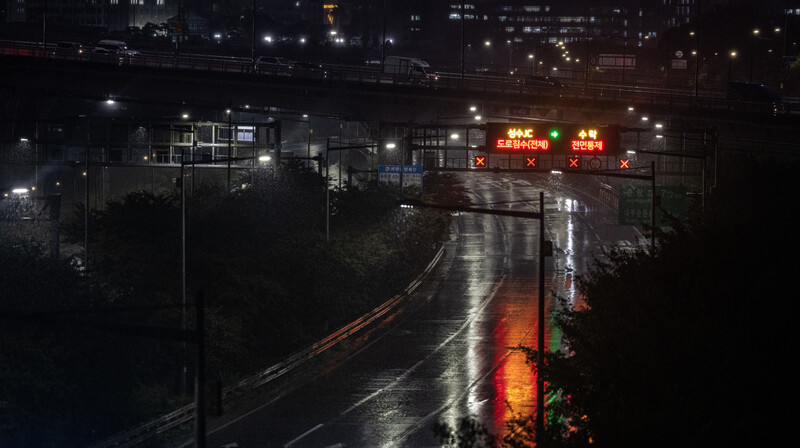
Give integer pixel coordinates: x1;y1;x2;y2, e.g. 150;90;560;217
486;123;621;155
567;156;581;169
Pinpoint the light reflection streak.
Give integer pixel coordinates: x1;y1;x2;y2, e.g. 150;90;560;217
440;210;506;435
491;309;536;433
490;216;538;436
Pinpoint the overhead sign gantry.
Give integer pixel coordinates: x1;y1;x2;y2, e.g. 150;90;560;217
485;122;621;156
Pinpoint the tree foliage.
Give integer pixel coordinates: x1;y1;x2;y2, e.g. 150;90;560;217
0;241;179;447
437;156;799;447
540;157;798;447
2;163;466;445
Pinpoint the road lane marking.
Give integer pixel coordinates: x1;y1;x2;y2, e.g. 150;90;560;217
283;423;323;447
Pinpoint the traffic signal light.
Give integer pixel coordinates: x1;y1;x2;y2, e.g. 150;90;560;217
474;155;487;167
618;158;631;169
525;156;537;169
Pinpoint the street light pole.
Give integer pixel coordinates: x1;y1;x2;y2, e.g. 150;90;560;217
507;40;513;74
84;121;89;271
693;0;701;101
528;54;534;76
536;191;546;446
326;138;330;243
195;291;206;448
381;0;387;68
180;142;187;396
251;0;256;68
651;161;656;251
460;0;465;79
750;29;759;82
227;107;232;191
42;0;47;51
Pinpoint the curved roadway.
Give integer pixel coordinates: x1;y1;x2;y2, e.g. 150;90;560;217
186;172;642;448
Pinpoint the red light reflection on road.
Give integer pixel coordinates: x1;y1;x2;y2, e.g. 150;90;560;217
490;280;542;436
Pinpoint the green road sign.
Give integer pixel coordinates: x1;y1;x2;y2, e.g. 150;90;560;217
619;184;687;226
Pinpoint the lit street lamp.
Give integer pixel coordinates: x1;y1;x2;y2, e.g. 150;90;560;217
728;50;737;85
750;29;759;82
507;40;513;74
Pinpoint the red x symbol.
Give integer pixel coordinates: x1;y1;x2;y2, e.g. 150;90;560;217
568;157;580;168
526;157;536;168
474;156;486;167
619;159;630;169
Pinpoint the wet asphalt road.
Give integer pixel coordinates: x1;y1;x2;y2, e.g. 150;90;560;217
197;172;643;448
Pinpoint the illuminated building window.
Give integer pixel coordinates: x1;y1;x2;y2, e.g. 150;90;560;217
505;27;514;32
524;6;540;12
236;126;254;142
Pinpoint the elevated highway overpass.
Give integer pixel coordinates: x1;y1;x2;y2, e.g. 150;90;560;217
2;44;799;211
2;47;799;135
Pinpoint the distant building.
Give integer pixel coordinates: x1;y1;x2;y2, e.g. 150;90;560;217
5;0;175;31
167;11;209;39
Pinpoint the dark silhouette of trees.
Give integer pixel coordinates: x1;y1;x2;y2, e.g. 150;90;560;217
2;163;467;445
438;156;799;447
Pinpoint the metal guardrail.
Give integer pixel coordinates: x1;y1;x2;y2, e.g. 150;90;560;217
88;244;445;448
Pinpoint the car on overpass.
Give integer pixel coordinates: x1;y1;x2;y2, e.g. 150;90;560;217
52;41;85;58
92;40;141;65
